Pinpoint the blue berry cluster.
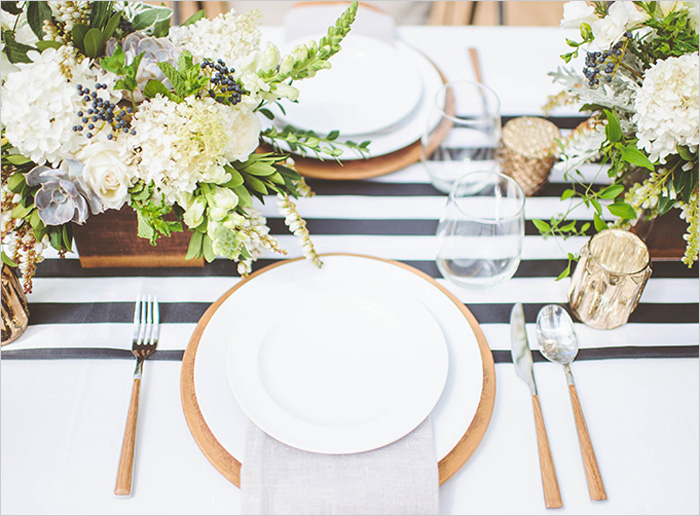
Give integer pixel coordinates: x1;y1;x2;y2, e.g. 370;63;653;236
201;58;244;105
582;32;632;87
118;15;134;35
72;83;135;139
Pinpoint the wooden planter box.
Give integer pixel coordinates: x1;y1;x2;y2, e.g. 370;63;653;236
631;208;688;261
72;207;204;268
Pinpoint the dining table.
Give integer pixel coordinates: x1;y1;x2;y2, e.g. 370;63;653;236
1;24;698;516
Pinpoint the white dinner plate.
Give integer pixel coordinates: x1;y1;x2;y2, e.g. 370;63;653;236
268;39;444;160
274;34;424;136
225;270;448;454
193;255;484;463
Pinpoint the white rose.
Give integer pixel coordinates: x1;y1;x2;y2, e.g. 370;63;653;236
225;109;262;162
183;196;206;228
77;140;133;210
560;1;598;29
590;1;647;50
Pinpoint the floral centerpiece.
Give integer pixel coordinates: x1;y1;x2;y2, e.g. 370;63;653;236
541;1;699;275
1;1;366;292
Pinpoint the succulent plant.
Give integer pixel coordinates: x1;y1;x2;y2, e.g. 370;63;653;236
25;162;103;226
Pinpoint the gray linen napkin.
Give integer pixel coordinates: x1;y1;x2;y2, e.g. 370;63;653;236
241;418;439;515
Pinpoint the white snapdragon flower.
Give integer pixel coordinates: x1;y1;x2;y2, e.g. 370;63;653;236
77;138;135;210
634;53;699;164
183;197;207;228
590;1;647;50
560;1;598;29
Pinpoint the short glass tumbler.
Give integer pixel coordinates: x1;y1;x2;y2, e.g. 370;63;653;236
421;81;501;194
568;229;652;329
436;171;525;289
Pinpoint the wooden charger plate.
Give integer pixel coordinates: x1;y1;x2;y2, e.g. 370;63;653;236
180;253;495;487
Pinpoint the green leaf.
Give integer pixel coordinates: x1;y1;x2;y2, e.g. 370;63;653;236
114;76;138;92
7;172;26;192
102;12;121;44
555;262;571;281
182;9;206;26
604;110;622;143
580;22;593;41
83;28;104;59
1;250;19;267
232;184;252;208
61;224;73;252
532;218;551;233
49;228;62;251
598;184;625;199
202;234;217;262
223;166;245;188
6;154;32;165
1;2;23;15
185;231;204;260
621;144;654;171
259;108;274;120
89;0;110;28
561;188;576;200
327;130;339;141
153;17;170;38
590;197;602;215
677;145;694;161
142;79;179;101
11;203;32;219
2;30;34;63
177;50;193;72
565;38;579;48
132;9;159;31
35;40;63;51
71;23;89;49
136;211;157;244
29;209;43;231
607;202;637;219
657;194;675;216
26;1;51;39
593;212;609;231
242;173;268;195
158;62;185;98
581;222;591;233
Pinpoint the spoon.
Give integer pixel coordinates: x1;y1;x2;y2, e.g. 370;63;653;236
536;304;607;502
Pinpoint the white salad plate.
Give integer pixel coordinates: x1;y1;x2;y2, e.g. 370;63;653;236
274;34;424;136
269;38;444;160
224;269;448;454
191;255;485;463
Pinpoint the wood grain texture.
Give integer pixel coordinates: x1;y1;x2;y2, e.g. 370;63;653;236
72;207;204;269
114;378;141;497
568;384;607;501
532;394;563;509
180;253;496;487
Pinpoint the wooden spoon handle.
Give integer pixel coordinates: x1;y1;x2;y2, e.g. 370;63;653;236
532;394;563;509
568;384;607;501
114;378;141;497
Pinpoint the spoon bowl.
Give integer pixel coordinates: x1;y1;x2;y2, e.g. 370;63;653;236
536;304;578;366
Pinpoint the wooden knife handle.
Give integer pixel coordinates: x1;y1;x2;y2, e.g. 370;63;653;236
568;384;607;501
115;378;141;497
532;394;563;509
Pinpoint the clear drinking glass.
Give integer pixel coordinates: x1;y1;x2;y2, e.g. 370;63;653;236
436;171;525;289
421;81;501;194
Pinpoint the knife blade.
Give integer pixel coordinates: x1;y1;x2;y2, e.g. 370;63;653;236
510;303;563;509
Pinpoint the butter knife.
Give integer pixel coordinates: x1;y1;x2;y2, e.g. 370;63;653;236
511;303;563;509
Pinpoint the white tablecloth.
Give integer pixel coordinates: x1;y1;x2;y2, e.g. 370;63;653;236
2;25;698;516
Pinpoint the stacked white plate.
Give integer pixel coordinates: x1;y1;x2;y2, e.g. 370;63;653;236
271;34;444;160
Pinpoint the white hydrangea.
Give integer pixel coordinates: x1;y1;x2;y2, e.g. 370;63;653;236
634;53;699;164
128;95;262;203
1;47;119;166
169;9;261;66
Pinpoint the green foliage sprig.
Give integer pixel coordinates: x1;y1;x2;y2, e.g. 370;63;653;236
262;125;370;162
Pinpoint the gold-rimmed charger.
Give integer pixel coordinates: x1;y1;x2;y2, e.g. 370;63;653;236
180;253;495;486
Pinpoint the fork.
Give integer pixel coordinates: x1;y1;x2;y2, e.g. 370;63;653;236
114;295;159;497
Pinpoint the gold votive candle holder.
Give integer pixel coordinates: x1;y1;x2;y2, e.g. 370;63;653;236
498;116;560;196
568;229;652;330
1;264;30;346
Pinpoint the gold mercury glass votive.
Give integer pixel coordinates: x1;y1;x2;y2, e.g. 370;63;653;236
568;229;652;330
1;264;30;345
498;116;561;196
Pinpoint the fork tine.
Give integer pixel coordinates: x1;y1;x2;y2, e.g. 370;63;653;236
152;295;160;344
138;296;147;344
132;295;141;342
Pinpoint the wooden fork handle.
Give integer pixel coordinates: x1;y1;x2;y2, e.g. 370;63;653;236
532;394;563;509
568;384;607;501
115;378;141;497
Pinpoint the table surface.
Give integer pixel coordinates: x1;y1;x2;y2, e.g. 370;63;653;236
1;26;698;516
